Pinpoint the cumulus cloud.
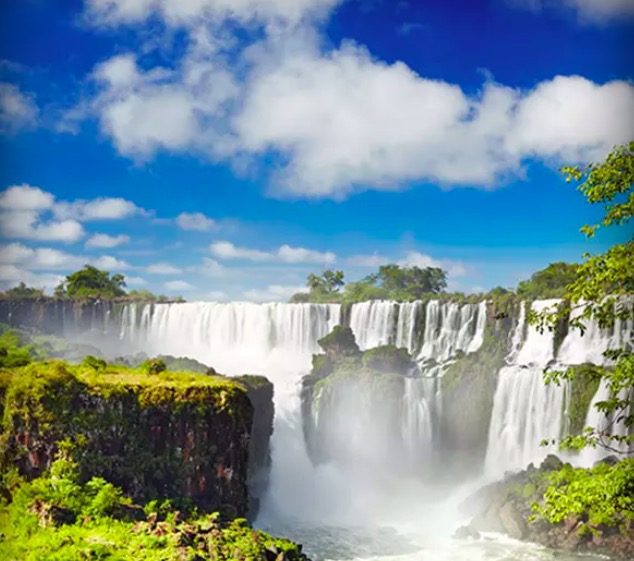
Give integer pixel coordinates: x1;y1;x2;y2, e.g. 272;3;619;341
507;0;634;23
0;184;54;210
55;197;144;220
164;279;194;291
242;283;305;302
85;0;342;27
176;212;216;231
0;210;85;243
146;262;183;274
92;255;132;270
194;257;226;277
86;233;130;248
210;241;336;264
0;242;131;274
0;184;147;243
0;82;37;135
83;34;634;200
399;251;468;279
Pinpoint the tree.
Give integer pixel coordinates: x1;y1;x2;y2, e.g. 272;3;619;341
306;269;345;295
367;264;447;299
2;282;45;299
517;262;579;299
56;265;127;299
532;142;634;454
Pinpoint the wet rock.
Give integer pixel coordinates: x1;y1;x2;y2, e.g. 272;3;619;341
499;502;527;539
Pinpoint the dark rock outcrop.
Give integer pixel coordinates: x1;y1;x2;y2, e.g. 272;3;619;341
0;362;255;518
462;456;634;560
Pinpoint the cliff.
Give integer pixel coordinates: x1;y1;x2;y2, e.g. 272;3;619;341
0;361;255;518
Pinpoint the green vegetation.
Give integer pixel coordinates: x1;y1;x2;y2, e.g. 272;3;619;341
0;454;306;561
531;459;634;533
292;264;448;303
1;266;185;303
1;282;46;299
317;325;360;358
564;364;603;436
516;262;579;300
55;265;127;299
531;142;634;454
0;359;251;512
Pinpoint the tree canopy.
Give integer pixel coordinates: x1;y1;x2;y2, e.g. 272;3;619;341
517;262;579;300
55;265;127;299
533;141;634;454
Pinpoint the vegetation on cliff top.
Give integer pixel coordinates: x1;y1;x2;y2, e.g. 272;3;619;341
0;265;185;303
0;454;306;561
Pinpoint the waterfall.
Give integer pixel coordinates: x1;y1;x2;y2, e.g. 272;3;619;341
395;301;423;354
485;299;567;475
119;302;340;373
348;301;397;350
401;376;438;468
418;301;486;362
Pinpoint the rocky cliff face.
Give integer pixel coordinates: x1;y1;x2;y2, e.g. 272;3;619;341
301;329;415;472
0;362;256;518
0;298;115;336
234;375;274;518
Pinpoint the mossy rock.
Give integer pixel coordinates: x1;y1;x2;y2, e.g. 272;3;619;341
0;360;254;516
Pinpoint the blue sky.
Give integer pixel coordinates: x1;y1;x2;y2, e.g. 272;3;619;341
0;0;632;301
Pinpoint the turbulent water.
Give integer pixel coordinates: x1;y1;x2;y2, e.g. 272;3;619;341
115;299;626;561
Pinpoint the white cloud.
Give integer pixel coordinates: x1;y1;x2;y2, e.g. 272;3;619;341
85;0;342;27
210;241;272;261
242;284;305;302
125;276;148;285
399;252;468;279
176;212;216;231
346;254;389;267
86;233;131;248
195;257;226;277
236;43;634;197
210;240;336;264
0;243;83;270
0;210;85;243
146;262;183;274
73;0;634;201
0;184;53;210
507;0;634;23
0;184;147;244
164;279;194;291
92;255;132;270
55;197;144;221
0;82;37;135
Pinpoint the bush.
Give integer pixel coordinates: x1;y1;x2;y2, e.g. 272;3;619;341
82;355;107;371
142;359;167;375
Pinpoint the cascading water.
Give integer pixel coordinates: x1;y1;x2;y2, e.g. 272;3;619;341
112;299;610;561
485;300;568;476
418;301;487;362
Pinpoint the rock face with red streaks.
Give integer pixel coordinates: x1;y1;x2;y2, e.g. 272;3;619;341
0;361;270;519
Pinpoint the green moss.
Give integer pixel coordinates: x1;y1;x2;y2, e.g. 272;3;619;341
0;361;251;512
361;345;413;374
565;363;603;436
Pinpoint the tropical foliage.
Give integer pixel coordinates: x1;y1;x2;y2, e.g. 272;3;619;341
532;141;634;454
